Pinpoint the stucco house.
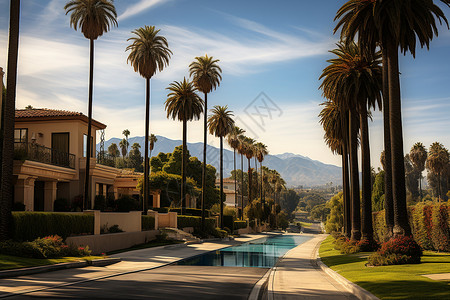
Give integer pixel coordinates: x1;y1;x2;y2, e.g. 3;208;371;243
13;108;160;211
215;177;238;207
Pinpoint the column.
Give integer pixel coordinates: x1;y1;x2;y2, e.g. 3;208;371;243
44;181;57;211
15;176;36;211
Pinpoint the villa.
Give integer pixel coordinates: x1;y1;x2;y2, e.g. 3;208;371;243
12;108;160;211
215;177;239;207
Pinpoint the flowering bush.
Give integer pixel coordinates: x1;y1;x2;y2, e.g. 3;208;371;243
358;238;379;252
368;236;422;266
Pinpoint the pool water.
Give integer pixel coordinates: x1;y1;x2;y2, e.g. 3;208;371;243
177;235;312;268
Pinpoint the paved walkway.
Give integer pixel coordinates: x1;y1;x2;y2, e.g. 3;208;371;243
269;229;358;299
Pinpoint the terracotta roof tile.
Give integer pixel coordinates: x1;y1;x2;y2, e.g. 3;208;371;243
15;108;84;118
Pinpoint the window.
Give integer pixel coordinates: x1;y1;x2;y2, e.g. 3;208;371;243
14;128;28;143
83;134;94;158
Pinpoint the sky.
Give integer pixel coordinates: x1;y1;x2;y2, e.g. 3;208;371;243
0;0;449;169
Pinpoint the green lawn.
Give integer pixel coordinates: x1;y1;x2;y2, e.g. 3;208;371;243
319;236;450;300
298;222;312;228
0;255;103;271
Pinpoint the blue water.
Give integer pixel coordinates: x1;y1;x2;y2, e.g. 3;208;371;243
177;235;312;268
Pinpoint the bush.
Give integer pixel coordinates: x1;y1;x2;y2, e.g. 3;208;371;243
431;204;450;252
116;196;138;212
223;215;234;231
12;212;94;241
177;215;216;235
54;198;71;212
234;220;247;230
93;195;107;211
12;202;25;211
358;239;379;252
168;208;208;217
213;227;228;238
368;236;422;266
142;215;155;231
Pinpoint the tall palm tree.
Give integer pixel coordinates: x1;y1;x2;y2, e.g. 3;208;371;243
149;134;157;158
410;142;428;200
165;78;203;215
255;142;268;204
227;126;245;214
122;129;130;157
242;137;255;206
237;133;246;219
208;105;235;229
319;100;351;238
426;142;449;201
65;0;117;210
119;138;128;160
189;54;222;230
336;0;450;237
126;25;171;213
0;0;20;241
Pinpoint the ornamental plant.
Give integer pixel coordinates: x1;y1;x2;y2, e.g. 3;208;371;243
368;236;422;266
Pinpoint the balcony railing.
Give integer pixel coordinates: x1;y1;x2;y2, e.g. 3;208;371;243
14;142;75;169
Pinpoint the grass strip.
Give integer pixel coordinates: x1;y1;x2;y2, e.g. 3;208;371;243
319;235;450;300
0;255;103;271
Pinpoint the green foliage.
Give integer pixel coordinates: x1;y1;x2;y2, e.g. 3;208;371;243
277;211;289;230
128;143;143;172
431;204;450;252
93;195;107;211
368;236;422;266
411;203;434;250
325;192;343;233
372;210;388;243
167;207;207;217
116;195;139;212
177;215;216;235
53;198;71;212
371;170;385;212
142;215;155;231
223;215;234;231
12;212;94;241
213;227;228;238
12;202;25;211
279;189;300;217
233;220;247;230
310;203;330;221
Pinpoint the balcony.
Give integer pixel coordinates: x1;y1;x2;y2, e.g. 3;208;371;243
14;142;75;169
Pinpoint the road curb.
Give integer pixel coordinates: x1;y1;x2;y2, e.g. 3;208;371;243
316;244;380;300
0;258;121;279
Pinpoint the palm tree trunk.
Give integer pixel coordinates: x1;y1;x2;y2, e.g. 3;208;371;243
0;0;20;241
219;137;224;229
386;38;411;237
233;148;237;210
83;38;95;211
248;158;252;205
360;108;373;242
342;145;351;238
181;119;187;215
201;92;207;230
382;46;394;238
260;162;263;205
349;109;361;241
254;157;258;199
143;78;150;214
240;153;244;220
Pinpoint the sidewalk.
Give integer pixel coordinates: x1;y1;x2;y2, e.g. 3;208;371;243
269;234;359;300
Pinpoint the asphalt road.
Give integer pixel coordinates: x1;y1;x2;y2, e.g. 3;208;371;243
6;265;268;299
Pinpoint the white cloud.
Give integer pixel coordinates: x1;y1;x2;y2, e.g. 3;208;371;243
118;0;172;21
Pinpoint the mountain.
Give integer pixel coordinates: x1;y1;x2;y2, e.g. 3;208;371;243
97;136;342;187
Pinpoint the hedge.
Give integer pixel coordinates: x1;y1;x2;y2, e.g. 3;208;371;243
223;215;234;231
177;215;216;234
168;208;209;217
142;215;155;231
372;203;450;252
234;220;247;230
12;212;94;241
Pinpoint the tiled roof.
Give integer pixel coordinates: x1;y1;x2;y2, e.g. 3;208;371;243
16;108;84;118
15;108;106;129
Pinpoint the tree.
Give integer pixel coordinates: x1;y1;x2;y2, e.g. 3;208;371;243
129;142;143;172
122;129;130;157
108;143;120;158
242;137;255;205
65;0;117;210
410;142;428;200
119;138;128;160
189;54;222;230
426;142;449;201
1;0;20;241
126;25;171;213
255;142;269;204
227;126;245;217
405;154;420;200
237;133;246;219
372;170;385;212
149;134;157;158
208;105;235;229
165;78;203;215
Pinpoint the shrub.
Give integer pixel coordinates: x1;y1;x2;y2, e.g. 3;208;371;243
368;236;422;266
223;215;234;231
168;208;208;217
177;215;216;235
116;196;138;212
72;195;83;211
12;202;25;211
54;198;71;212
340;239;360;254
12;212;94;241
213;227;228;238
93;195;107;211
431;204;450;252
142;215;155;231
234;220;247;230
358;238;379;252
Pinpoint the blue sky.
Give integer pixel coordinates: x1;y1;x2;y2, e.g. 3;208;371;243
0;0;449;168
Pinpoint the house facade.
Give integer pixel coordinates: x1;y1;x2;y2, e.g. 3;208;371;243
13;108;160;211
215;177;238;207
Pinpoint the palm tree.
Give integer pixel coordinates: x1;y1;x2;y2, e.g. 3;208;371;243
336;0;450;237
119;138;128;160
208;105;235;229
242;137;255;206
126;25;172;213
1;0;20;241
165;78;203;215
227;126;245;214
319;100;351;238
65;0;117;210
149;134;157;158
410;142;428;200
122;129;130;157
255;142;268;204
426;142;449;201
189;54;222;230
237;133;246;219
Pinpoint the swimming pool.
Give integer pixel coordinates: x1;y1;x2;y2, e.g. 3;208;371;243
177;234;312;268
